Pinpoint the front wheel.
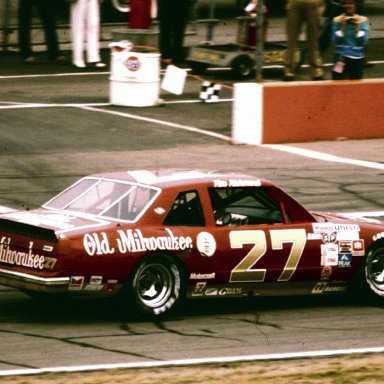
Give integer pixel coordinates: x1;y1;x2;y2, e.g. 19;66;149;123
365;245;384;298
124;254;185;318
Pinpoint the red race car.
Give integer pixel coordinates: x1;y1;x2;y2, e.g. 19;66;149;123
0;169;383;317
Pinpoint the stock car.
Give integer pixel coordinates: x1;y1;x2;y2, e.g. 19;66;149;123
0;169;383;317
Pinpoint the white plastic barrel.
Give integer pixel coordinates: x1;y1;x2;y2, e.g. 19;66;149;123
109;44;161;107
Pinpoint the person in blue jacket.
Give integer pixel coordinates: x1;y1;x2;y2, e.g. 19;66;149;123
331;0;369;79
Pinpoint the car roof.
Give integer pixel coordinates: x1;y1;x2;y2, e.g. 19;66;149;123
88;169;273;188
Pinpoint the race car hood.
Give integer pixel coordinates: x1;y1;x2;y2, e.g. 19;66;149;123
0;208;112;238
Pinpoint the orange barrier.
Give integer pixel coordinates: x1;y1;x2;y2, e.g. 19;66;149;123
232;80;384;144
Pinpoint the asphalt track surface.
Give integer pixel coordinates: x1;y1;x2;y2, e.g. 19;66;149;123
1;40;384;375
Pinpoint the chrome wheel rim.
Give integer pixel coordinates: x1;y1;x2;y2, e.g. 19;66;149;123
136;263;175;309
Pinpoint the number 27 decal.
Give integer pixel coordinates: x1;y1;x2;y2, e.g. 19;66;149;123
229;229;307;283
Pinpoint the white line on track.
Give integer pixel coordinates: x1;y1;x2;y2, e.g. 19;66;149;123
1;101;383;170
1;346;384;377
265;144;384;170
79;104;233;142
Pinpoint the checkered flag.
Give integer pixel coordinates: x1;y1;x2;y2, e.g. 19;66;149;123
199;81;222;103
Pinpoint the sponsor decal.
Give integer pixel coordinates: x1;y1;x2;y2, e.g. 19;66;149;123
322;232;337;243
0;237;45;270
125;56;140;71
312;282;328;294
90;276;103;285
338;253;352;268
339;240;352;253
84;284;104;291
107;279;118;292
191;284;244;297
339;240;365;257
335;224;360;232
196;232;216;257
313;223;360;245
307;233;322;240
190;272;215;280
352;239;365;256
336;231;359;241
213;179;262;188
68;276;84;290
218;287;243;296
116;228;193;254
312;223;360;233
84;232;115;256
321;243;339;266
324;286;347;293
83;228;193;256
204;287;219;296
192;282;206;296
313;223;336;233
321;266;332;281
373;232;384;242
44;257;58;270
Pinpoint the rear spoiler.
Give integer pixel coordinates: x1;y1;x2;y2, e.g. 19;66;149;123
0;219;57;243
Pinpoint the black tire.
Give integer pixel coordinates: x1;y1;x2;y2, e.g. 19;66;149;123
364;244;384;299
231;55;255;79
124;254;185;318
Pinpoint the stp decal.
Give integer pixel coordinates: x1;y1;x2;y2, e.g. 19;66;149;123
125;56;141;71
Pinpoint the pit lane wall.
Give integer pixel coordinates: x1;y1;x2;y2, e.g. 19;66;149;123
232;80;384;144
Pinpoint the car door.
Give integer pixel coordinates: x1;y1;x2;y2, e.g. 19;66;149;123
207;186;324;295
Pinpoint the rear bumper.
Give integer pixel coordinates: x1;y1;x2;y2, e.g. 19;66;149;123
0;268;70;292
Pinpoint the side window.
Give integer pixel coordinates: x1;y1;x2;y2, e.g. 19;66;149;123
163;190;205;226
209;187;285;226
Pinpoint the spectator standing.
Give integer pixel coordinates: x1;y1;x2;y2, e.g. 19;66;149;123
69;0;106;68
331;0;369;79
18;0;65;63
284;0;324;81
157;0;190;66
319;0;343;53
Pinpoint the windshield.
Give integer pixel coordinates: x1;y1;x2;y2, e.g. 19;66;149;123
44;177;160;221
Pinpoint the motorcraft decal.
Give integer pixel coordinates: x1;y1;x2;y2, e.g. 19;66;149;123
0;237;45;269
190;272;216;280
83;228;193;256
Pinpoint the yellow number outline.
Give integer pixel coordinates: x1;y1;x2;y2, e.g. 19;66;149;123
229;229;307;283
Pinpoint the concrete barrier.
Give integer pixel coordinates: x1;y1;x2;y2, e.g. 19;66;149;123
232;80;384;144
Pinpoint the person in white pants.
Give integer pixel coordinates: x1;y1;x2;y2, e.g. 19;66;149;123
69;0;106;68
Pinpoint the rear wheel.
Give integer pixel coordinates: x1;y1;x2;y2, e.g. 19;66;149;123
124;254;185;318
